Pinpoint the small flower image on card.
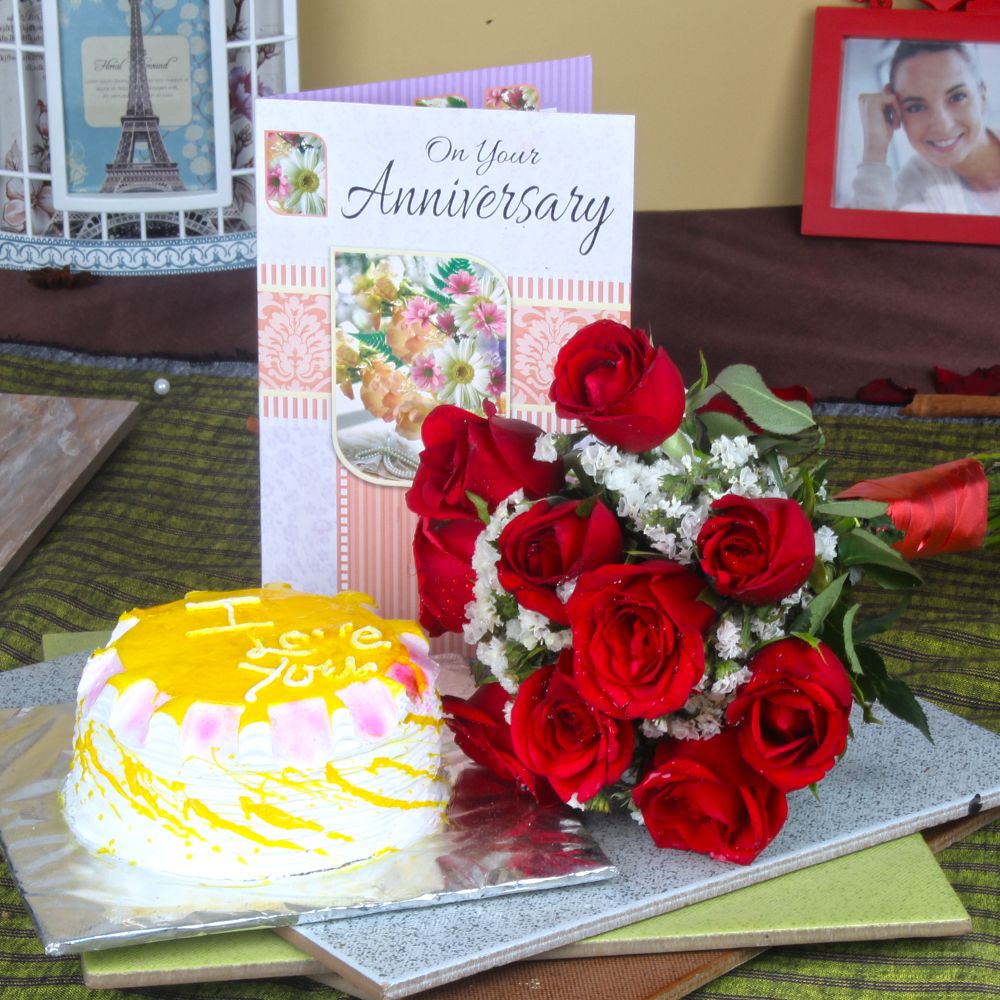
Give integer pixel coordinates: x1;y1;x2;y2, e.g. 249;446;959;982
264;131;327;216
414;94;469;108
333;250;510;484
484;84;540;110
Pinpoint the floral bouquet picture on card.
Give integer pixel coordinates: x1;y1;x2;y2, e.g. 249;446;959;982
263;131;327;217
484;84;540;110
332;250;510;484
408;319;1000;864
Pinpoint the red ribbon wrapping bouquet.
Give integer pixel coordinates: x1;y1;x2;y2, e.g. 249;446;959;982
407;320;998;864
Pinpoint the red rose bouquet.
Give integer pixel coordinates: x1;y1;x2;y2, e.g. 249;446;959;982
407;320;999;864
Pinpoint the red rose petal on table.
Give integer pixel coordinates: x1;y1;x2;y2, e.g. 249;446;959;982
857;378;916;405
932;364;1000;396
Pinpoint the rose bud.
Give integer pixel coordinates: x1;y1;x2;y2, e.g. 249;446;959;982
496;498;623;624
442;683;543;796
837;458;988;560
726;638;853;792
697;495;815;605
549;320;686;452
406;404;563;521
509;655;635;805
632;729;788;865
412;517;482;636
567;561;716;720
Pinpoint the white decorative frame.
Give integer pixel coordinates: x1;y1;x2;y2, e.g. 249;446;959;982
0;0;298;274
41;0;231;213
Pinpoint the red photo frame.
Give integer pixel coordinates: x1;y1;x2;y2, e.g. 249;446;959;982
802;6;1000;244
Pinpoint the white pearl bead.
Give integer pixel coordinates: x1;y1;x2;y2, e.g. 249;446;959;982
153;377;171;396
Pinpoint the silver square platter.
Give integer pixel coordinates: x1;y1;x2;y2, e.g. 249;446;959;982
0;654;615;955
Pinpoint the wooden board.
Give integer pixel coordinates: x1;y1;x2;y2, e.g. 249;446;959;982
0;394;139;587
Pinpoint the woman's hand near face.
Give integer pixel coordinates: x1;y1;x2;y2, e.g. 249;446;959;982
858;87;901;163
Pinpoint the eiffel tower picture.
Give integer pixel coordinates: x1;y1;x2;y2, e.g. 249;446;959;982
100;0;186;193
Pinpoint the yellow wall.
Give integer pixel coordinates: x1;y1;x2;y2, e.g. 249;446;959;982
296;0;925;211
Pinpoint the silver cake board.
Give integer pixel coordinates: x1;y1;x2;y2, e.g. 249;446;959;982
2;652;999;1000
0;655;612;955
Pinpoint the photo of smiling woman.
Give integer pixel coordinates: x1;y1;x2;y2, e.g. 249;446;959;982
835;38;1000;214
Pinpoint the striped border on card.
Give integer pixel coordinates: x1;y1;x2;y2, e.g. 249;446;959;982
259;392;331;420
507;275;630;308
258;261;329;294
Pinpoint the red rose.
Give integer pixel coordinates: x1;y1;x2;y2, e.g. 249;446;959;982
837;458;988;560
566;561;715;720
412;517;481;636
632;729;788;865
496;499;623;624
509;656;635;804
406;404;563;521
726;638;852;792
697;495;815;605
442;684;542;796
549;320;686;452
697;385;814;433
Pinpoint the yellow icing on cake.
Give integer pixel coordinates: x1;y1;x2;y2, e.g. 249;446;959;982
101;585;427;726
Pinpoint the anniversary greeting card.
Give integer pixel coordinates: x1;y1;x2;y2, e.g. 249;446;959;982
256;59;634;632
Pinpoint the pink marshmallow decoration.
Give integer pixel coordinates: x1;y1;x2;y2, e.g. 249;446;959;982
400;632;438;687
268;697;335;769
180;703;243;760
338;680;400;740
78;648;125;714
386;661;419;699
108;679;170;748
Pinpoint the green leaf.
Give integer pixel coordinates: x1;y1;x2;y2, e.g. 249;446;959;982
740;608;753;651
470;659;495;686
697;409;751;442
696;587;723;611
797;467;817;519
816;500;889;519
838;528;923;590
841;603;862;675
789;630;823;650
853;646;932;741
685;352;712;402
714;364;815;435
466;490;492;525
752;427;825;459
423;286;454;309
686;384;720;411
789;572;848;635
764;450;786;494
355;331;405;369
853;593;913;643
